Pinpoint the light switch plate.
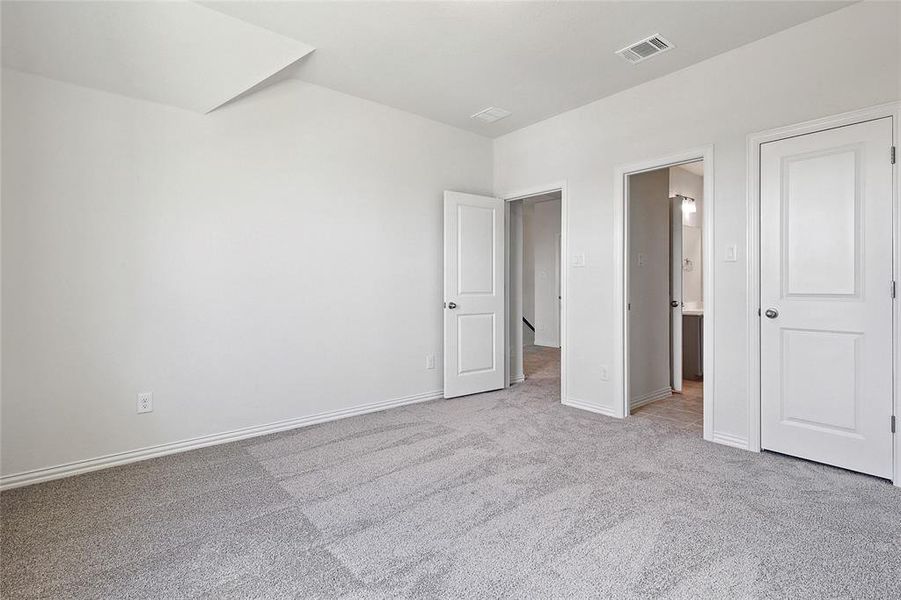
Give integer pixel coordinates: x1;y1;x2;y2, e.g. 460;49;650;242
725;244;738;262
637;253;646;266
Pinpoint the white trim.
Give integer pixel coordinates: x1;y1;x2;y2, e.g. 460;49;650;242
501;181;569;405
745;102;900;487
614;146;715;444
630;387;673;410
504;199;513;387
712;432;750;450
563;398;619;418
510;375;525;385
0;388;443;491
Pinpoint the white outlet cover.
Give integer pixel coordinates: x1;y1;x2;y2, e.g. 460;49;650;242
599;365;609;381
137;392;153;414
571;253;586;267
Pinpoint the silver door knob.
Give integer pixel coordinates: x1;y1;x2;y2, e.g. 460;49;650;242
764;308;779;319
447;302;457;309
670;300;680;308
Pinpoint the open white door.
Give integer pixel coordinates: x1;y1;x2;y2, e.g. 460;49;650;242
670;197;683;393
444;191;505;398
760;118;893;478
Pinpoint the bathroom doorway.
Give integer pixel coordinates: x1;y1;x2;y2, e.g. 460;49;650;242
627;160;705;432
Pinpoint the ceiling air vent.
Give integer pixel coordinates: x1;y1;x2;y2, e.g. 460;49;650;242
616;34;674;64
471;107;511;123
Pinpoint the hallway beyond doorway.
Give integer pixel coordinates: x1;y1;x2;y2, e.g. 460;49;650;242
632;380;703;431
523;344;559;381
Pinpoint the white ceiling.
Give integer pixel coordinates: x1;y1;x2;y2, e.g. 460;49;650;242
1;1;314;114
202;1;852;136
2;1;852;133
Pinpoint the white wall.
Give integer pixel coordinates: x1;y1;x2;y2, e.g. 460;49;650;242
3;2;897;481
628;170;670;404
533;198;561;347
1;68;493;478
494;2;900;443
669;167;704;308
681;227;703;309
520;196;561;348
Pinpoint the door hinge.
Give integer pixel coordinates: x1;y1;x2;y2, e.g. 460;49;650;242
892;146;897;165
892;415;896;434
892;281;897;299
757;307;761;317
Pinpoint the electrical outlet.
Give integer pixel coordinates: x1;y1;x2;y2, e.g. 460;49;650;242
425;354;436;369
137;392;153;414
599;365;609;381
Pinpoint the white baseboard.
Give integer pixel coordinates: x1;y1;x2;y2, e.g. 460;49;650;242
510;374;525;384
629;387;673;410
563;398;620;418
712;431;749;450
0;389;443;491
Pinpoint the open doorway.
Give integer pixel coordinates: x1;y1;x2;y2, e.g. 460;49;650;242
507;190;563;391
442;187;565;401
627;161;705;432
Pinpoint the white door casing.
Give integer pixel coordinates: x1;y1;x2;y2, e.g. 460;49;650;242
444;191;505;399
557;232;562;348
671;196;683;393
760;117;894;478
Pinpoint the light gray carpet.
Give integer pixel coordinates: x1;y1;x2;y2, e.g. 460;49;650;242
3;346;900;599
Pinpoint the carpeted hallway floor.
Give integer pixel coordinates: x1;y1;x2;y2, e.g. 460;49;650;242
2;346;900;599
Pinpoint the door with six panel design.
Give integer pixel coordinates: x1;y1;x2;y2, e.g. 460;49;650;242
443;191;505;398
760;117;894;478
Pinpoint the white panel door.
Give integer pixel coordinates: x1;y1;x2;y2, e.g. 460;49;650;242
444;191;505;399
670;197;683;392
760;117;894;478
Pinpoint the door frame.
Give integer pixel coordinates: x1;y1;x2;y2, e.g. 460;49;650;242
501;181;568;404
670;194;683;394
614;146;715;441
746;102;900;486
